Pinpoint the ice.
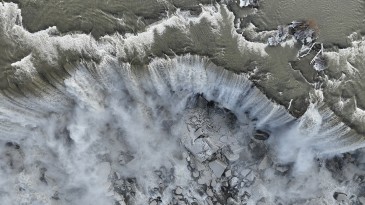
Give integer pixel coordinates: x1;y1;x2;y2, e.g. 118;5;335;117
239;0;259;8
175;187;183;195
0;2;365;204
225;169;232;177
209;160;227;177
268;20;317;46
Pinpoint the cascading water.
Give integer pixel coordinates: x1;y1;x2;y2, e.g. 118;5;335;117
1;1;365;205
0;54;364;204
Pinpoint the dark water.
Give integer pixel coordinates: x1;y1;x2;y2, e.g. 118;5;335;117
252;0;365;48
1;1;365;205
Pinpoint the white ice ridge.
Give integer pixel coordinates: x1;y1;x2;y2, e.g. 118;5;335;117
1;2;365;204
0;55;364;204
142;56;365;155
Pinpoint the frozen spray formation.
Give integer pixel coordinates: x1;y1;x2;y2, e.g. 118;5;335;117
0;1;365;205
1;55;365;204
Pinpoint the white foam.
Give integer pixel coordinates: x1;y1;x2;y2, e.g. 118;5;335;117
1;2;365;204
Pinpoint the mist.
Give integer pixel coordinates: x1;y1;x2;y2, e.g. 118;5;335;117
1;2;365;205
0;54;363;204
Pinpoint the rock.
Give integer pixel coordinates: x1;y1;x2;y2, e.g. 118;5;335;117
254;130;270;141
209;160;227;177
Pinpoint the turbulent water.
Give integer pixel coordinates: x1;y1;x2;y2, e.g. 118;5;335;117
1;1;365;205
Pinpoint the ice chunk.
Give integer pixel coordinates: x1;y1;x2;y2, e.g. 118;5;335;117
333;192;348;203
239;0;259;8
209;160;227;177
268;25;290;46
240;169;251;177
258;156;270;170
268;20;318;46
175;187;183;195
225;170;232;177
